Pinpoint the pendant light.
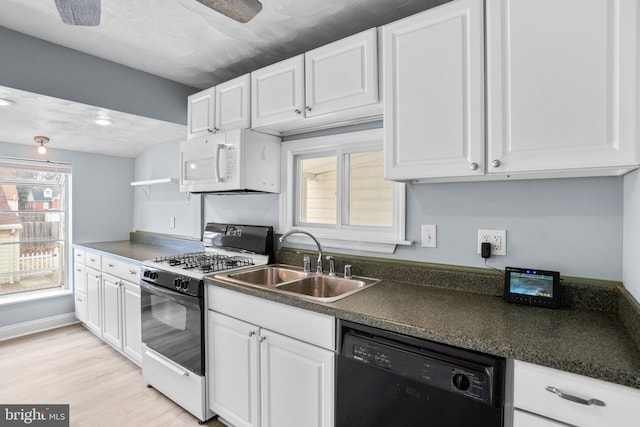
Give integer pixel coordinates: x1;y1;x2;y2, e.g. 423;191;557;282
34;136;49;154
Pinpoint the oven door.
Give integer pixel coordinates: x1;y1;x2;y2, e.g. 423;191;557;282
140;280;204;375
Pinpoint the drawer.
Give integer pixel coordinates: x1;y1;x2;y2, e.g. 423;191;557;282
513;360;640;427
74;248;85;264
208;285;335;350
102;256;141;282
85;252;101;270
74;263;86;293
513;410;567;427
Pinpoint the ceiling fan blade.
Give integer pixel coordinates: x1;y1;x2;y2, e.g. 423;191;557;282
195;0;263;23
54;0;101;26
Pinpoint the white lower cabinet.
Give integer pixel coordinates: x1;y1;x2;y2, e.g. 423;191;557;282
85;266;102;336
77;249;142;366
512;360;640;427
207;286;335;427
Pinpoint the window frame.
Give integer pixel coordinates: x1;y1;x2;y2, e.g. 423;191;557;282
279;128;409;253
0;157;71;303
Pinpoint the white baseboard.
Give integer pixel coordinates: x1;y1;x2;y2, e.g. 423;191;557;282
0;313;80;341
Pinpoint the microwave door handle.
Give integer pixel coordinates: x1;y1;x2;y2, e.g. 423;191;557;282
216;144;226;183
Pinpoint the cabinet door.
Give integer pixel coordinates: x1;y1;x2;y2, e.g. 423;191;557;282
188;87;215;139
74;291;87;324
101;273;122;349
74;262;86;293
251;55;305;128
216;74;251;131
122;280;142;365
208;311;260;427
260;329;334;427
305;28;378;117
85;267;101;336
486;0;639;174
383;0;484;180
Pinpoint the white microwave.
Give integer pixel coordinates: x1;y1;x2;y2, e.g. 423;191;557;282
180;129;281;193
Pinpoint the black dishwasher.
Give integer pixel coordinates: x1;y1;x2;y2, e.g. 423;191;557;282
336;320;505;427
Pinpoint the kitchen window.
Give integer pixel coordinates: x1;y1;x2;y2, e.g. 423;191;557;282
280;128;409;253
0;157;70;299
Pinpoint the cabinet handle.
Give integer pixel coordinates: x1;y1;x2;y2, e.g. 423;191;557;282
491;159;501;168
545;386;606;407
89;258;96;262
305;106;312;112
129;270;137;275
107;263;114;268
95;275;101;280
259;336;266;342
469;162;479;170
207;128;213;134
76;296;83;302
294;109;301;115
248;330;256;337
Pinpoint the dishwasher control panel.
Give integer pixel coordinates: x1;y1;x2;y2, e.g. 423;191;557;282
344;332;495;405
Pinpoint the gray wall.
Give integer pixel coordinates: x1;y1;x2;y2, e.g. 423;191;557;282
0;142;134;329
623;168;640;302
0;26;196;124
133;138;202;239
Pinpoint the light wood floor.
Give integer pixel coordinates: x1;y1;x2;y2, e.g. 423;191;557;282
0;323;225;427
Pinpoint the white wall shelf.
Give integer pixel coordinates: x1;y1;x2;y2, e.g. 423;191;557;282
131;178;179;200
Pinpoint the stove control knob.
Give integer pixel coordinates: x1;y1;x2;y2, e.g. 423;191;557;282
149;272;158;280
452;373;471;391
173;278;181;290
181;280;190;291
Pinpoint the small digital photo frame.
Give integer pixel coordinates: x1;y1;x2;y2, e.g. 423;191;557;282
504;267;561;308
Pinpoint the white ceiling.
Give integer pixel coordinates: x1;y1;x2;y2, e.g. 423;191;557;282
0;0;447;158
0;86;186;158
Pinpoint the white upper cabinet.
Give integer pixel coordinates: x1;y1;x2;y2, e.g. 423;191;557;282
188;74;251;139
486;0;639;175
187;88;215;139
304;28;378;117
251;55;305;129
215;74;251;132
252;28;381;134
383;0;485;180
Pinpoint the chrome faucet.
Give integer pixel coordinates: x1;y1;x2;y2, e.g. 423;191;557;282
279;230;323;274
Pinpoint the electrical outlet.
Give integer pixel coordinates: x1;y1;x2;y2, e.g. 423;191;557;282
477;229;506;256
169;216;176;228
421;224;437;248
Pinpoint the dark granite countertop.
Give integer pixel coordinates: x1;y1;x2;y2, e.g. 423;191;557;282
75;239;640;390
205;275;640;390
74;232;204;264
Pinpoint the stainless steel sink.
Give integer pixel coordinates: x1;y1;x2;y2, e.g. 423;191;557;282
223;265;308;287
275;275;379;302
213;264;379;302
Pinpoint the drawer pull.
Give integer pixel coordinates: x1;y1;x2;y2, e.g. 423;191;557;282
107;263;115;268
545;386;606;407
129;270;137;275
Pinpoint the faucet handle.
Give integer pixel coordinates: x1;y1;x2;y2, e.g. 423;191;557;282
344;264;352;279
302;255;311;272
326;256;336;276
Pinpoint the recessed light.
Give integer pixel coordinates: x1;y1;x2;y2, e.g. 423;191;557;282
95;118;114;126
0;98;15;107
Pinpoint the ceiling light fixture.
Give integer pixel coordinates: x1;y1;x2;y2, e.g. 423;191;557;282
95;118;114;126
0;98;15;106
35;136;49;154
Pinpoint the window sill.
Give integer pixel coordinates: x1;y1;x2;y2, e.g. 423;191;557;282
279;232;412;254
0;288;72;307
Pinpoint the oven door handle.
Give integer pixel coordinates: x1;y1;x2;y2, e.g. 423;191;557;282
140;280;201;309
145;349;189;377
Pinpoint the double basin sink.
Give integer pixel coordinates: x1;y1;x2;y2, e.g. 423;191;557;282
213;264;380;303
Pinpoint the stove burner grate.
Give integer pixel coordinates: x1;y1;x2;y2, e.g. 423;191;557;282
155;252;255;273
